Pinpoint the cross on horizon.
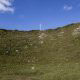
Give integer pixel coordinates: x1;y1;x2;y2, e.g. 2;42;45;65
40;24;42;31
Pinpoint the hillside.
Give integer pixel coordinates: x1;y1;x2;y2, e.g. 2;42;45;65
0;23;80;80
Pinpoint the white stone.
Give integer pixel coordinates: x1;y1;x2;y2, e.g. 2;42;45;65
31;66;35;70
16;50;19;52
39;33;47;39
6;51;9;53
58;31;64;37
40;41;44;44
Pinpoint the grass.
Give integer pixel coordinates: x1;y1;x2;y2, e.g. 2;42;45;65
0;23;80;80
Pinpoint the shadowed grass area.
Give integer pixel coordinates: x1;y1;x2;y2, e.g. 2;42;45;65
0;23;80;80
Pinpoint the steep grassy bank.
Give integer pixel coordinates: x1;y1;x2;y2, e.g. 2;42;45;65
0;23;80;80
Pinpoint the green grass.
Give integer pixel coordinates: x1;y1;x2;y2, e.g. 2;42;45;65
0;23;80;80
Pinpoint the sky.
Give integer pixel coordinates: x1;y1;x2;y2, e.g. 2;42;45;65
0;0;80;30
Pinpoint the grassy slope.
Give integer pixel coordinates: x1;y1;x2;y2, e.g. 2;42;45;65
0;23;80;80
